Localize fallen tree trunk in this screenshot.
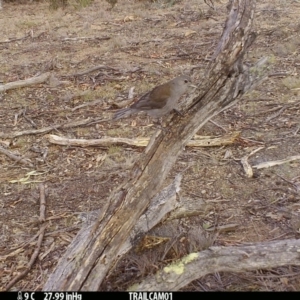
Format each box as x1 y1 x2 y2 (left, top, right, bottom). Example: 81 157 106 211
44 0 265 290
129 239 300 291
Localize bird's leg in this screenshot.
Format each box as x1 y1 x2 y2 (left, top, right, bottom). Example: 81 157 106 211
173 108 183 117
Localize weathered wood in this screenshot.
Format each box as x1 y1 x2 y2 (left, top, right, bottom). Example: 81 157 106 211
44 174 182 290
0 73 50 92
47 132 240 148
44 0 262 291
129 239 300 291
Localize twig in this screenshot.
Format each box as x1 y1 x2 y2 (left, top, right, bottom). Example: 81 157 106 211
0 224 80 261
238 137 265 145
253 155 300 170
268 72 290 77
0 146 33 167
209 119 227 132
71 99 103 112
1 226 45 260
0 73 51 92
14 109 25 126
23 108 38 129
64 65 117 77
59 90 90 102
0 33 31 44
251 105 283 117
4 224 46 291
61 36 110 42
240 147 264 177
204 0 215 10
39 184 46 222
274 173 299 190
0 117 108 139
294 124 300 135
266 107 286 122
205 223 239 232
5 184 47 291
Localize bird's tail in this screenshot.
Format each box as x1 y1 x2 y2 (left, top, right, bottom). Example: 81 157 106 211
112 107 134 120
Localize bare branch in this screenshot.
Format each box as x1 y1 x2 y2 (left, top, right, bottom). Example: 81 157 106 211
0 73 50 92
0 146 34 167
130 239 300 291
48 132 240 148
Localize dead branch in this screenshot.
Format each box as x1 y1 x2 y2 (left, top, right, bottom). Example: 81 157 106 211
129 238 300 291
71 99 103 111
64 65 117 77
44 0 264 291
5 184 47 291
0 146 34 167
0 117 107 139
0 73 51 92
59 91 90 103
0 225 80 261
266 106 286 122
61 36 110 42
39 184 46 222
47 132 240 148
253 155 300 170
64 64 142 78
240 146 264 177
0 33 31 44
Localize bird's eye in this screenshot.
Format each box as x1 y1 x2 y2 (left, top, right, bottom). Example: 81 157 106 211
184 79 189 83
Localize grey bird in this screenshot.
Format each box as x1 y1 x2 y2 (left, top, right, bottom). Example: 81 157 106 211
113 75 191 120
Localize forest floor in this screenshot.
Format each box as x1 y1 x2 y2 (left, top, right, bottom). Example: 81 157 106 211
1 0 300 291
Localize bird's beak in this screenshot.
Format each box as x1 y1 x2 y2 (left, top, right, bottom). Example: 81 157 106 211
189 84 198 88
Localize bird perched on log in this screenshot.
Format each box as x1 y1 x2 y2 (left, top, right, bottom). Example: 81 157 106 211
113 75 191 121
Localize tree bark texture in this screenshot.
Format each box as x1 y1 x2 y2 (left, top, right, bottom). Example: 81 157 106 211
130 239 300 291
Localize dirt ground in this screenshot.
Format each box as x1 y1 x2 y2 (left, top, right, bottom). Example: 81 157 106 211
1 0 300 291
